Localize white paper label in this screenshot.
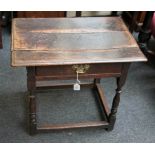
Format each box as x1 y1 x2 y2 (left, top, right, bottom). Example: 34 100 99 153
73 83 80 91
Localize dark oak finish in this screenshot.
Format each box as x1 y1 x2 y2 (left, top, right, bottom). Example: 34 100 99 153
11 17 146 67
35 63 122 80
108 63 130 131
36 81 94 90
12 48 145 67
11 17 147 135
37 121 109 131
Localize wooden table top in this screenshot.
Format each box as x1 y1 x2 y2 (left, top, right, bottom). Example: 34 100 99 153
11 17 147 66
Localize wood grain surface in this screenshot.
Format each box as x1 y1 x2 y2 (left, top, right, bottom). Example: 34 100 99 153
11 17 147 66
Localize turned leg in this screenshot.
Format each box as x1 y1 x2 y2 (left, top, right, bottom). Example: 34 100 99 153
27 67 37 135
107 63 130 131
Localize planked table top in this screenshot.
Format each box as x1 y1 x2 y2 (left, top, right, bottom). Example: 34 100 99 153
11 17 147 66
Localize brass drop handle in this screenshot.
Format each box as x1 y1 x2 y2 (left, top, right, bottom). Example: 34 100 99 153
72 64 90 73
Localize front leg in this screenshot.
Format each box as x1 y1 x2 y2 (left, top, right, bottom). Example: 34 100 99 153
27 67 37 135
107 63 130 131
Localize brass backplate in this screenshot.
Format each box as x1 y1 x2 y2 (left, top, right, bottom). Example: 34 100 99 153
72 64 90 73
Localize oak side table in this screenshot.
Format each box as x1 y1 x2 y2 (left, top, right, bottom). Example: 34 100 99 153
11 17 147 135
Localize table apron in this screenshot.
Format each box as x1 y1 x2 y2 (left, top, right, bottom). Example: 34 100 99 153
35 63 123 80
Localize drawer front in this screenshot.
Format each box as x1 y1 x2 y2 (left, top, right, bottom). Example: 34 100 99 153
36 63 123 80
